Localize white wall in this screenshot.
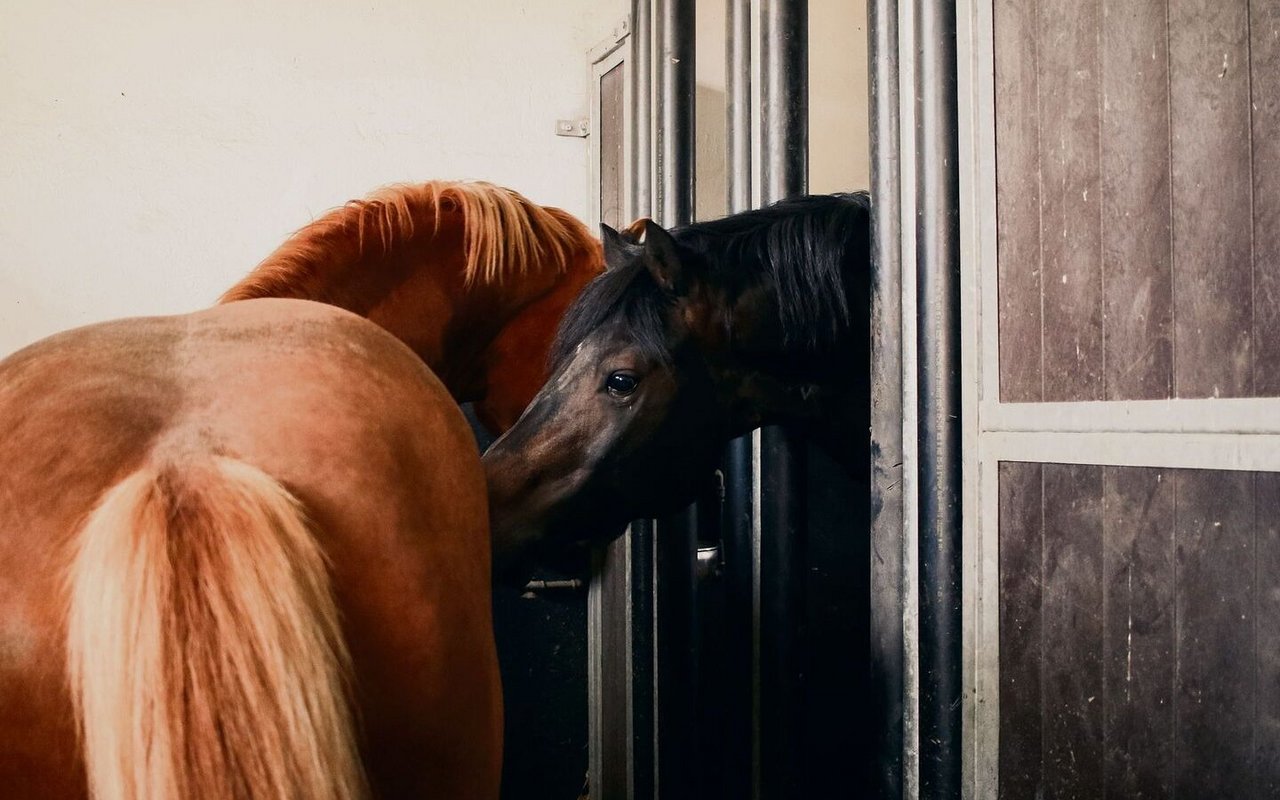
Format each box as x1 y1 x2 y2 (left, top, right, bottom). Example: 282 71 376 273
694 0 870 221
0 0 622 356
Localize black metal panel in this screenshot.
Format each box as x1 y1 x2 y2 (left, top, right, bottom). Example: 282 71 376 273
913 0 961 796
868 0 904 796
464 405 589 800
492 586 589 800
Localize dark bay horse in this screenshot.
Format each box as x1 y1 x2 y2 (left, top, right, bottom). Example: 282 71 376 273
482 193 870 580
0 181 601 799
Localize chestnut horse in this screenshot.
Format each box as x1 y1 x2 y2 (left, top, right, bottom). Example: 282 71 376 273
0 181 602 799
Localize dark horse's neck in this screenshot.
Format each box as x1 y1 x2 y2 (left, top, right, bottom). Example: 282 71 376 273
680 191 871 475
721 349 869 476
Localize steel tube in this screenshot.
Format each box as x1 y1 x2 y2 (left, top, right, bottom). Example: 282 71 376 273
655 0 695 226
869 0 906 797
726 0 752 215
758 1 808 797
759 0 808 200
653 0 697 795
630 0 653 220
914 0 962 796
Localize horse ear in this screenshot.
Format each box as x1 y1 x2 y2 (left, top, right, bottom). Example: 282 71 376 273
641 219 685 294
600 224 640 272
621 216 649 242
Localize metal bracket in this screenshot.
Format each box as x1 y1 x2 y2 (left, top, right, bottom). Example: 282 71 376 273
521 577 586 598
555 118 590 138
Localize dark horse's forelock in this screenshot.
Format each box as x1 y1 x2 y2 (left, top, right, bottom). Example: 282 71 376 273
551 191 870 368
551 256 673 368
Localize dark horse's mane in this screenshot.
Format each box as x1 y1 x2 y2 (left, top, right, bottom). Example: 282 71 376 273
552 191 870 367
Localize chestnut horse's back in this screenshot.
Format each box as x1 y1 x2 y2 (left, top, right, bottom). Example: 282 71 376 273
0 299 501 799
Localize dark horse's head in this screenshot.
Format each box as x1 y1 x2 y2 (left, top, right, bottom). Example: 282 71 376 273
483 193 870 582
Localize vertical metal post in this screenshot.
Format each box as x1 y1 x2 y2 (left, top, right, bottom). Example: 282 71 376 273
758 1 807 798
759 0 808 199
655 0 695 225
726 0 752 215
914 0 962 796
630 0 653 221
720 2 754 798
869 1 906 798
653 0 697 796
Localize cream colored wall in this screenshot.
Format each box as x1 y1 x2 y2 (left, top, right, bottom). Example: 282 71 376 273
0 0 622 357
808 0 870 195
695 0 869 220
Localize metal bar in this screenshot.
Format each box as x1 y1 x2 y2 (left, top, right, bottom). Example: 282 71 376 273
630 0 653 221
755 424 807 799
655 0 695 225
720 1 755 797
869 0 905 796
896 0 922 794
653 507 698 796
758 1 807 797
629 520 657 800
759 0 808 200
913 0 962 796
589 537 635 800
726 0 752 214
653 0 697 795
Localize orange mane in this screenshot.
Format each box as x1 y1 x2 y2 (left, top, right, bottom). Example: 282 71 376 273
220 180 597 303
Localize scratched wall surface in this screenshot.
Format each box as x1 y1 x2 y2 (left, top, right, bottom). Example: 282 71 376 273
997 462 1280 797
993 0 1280 401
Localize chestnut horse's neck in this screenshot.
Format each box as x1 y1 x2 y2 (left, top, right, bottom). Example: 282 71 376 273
220 181 601 407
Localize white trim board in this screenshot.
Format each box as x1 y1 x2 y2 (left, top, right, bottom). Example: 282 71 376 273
982 397 1280 435
984 431 1280 472
957 0 998 793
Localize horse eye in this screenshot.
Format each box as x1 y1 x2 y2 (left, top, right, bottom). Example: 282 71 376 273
606 372 639 396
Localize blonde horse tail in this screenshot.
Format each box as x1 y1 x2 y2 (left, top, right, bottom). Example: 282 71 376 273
66 456 368 800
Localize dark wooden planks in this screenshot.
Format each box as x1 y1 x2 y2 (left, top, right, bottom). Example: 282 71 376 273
1174 470 1256 796
998 462 1044 797
999 466 1280 795
1101 467 1175 796
1037 0 1104 401
1100 0 1174 400
1168 0 1254 398
994 0 1044 402
1253 2 1280 395
1257 472 1280 793
993 0 1279 401
1041 464 1105 795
